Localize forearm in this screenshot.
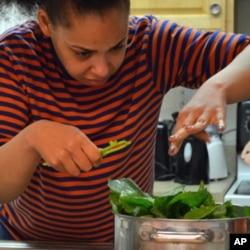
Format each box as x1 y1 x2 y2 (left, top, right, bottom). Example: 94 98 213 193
168 45 250 156
203 45 250 104
0 124 41 203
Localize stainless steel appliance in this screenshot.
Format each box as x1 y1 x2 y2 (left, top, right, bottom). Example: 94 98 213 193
225 156 250 205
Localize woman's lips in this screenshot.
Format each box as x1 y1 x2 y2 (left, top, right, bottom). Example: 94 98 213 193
84 78 108 86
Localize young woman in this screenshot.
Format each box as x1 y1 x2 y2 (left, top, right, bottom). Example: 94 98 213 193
0 0 250 242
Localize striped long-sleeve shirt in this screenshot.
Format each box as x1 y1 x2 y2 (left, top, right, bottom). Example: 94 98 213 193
0 15 249 242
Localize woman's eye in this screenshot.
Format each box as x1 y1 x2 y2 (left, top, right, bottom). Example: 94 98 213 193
76 51 91 57
112 44 125 51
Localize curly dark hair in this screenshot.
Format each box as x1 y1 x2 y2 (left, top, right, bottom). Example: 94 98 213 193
0 0 130 26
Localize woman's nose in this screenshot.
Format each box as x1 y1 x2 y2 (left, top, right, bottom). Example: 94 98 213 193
91 56 111 78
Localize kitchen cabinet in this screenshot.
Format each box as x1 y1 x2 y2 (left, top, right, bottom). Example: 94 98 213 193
130 0 227 31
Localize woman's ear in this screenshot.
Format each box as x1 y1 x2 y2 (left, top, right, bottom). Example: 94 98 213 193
37 8 52 37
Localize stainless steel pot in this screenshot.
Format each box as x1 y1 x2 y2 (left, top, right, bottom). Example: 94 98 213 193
114 207 250 250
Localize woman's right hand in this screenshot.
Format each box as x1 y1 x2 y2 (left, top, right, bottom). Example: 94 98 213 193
28 120 102 176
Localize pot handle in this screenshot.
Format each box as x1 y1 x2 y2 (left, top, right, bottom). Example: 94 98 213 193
139 225 225 244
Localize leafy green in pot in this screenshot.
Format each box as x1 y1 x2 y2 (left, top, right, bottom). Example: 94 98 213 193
108 178 250 219
108 178 154 216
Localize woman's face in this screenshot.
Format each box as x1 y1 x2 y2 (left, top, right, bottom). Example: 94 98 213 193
38 8 128 86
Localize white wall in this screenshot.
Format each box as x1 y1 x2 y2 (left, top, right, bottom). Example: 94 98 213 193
0 3 35 34
159 87 184 121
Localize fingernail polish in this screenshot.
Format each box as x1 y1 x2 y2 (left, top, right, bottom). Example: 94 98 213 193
218 119 225 131
169 135 176 139
185 125 193 131
168 145 176 155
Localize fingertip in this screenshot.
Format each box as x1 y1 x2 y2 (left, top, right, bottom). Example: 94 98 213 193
93 157 103 168
217 118 226 131
91 149 103 168
168 144 177 156
185 125 194 132
71 168 82 177
93 160 102 168
168 135 176 142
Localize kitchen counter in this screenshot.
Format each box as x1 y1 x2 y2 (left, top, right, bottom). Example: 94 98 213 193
0 241 113 250
153 171 236 202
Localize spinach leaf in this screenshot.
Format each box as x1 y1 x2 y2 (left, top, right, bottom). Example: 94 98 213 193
108 178 250 220
108 178 154 216
243 206 250 217
184 206 216 219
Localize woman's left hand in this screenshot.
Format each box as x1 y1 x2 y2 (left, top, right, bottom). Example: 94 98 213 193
168 83 226 156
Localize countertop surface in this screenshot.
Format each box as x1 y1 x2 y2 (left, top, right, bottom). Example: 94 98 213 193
0 241 113 250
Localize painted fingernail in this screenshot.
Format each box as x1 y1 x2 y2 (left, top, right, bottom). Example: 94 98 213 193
197 119 205 124
218 118 225 130
185 125 194 131
169 135 176 139
168 145 177 155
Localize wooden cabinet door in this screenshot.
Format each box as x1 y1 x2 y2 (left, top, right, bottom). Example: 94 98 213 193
130 0 226 31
